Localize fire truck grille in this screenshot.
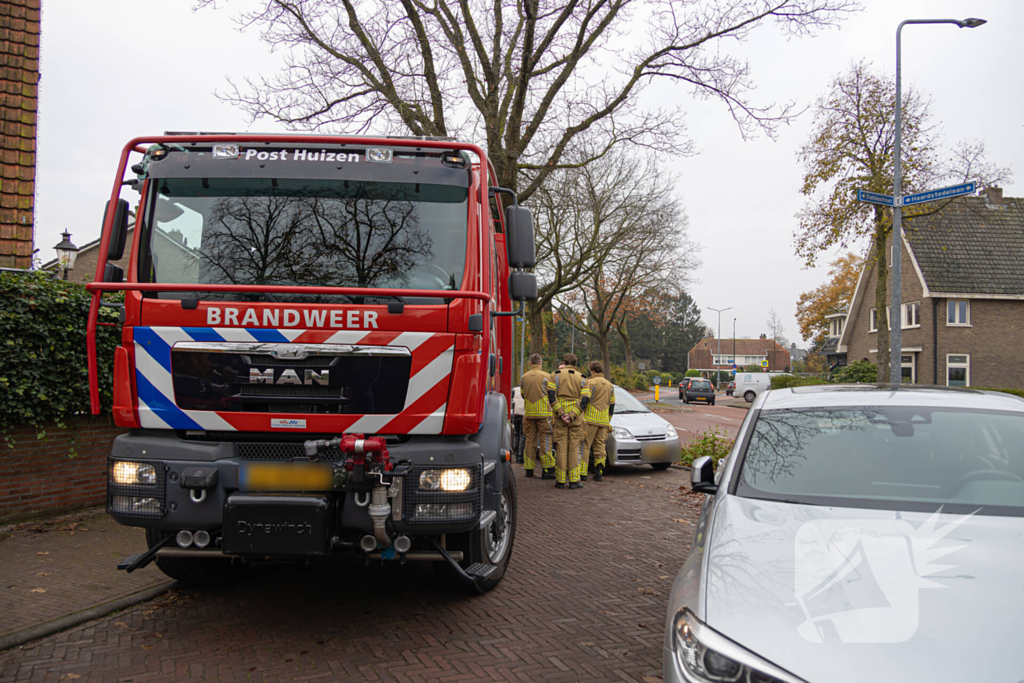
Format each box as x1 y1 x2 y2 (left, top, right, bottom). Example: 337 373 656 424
245 355 340 367
236 442 343 462
239 385 345 398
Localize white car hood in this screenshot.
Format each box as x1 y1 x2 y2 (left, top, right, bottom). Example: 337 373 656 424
611 411 669 437
703 495 1024 682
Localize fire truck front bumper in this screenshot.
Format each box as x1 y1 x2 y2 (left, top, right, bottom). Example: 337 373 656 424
107 431 490 560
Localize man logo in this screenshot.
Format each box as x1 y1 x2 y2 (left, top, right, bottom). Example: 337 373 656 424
249 368 329 386
792 509 973 644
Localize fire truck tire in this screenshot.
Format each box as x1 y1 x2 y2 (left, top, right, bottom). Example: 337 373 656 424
439 470 518 594
145 529 245 586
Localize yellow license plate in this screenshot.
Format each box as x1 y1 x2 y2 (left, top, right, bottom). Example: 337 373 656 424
645 443 667 457
239 463 334 491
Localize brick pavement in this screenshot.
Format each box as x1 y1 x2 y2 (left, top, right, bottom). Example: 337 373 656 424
0 508 168 639
0 467 704 682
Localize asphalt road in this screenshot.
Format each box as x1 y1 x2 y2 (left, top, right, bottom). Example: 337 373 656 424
645 392 748 443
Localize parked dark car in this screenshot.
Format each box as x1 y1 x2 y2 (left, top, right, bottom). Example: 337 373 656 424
678 377 697 400
726 381 735 396
683 378 715 405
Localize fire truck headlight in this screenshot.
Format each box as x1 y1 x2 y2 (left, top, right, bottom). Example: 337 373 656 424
419 470 441 491
440 469 471 492
111 461 157 486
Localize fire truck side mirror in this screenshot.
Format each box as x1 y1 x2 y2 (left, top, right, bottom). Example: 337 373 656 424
504 205 536 269
104 198 131 260
508 272 537 302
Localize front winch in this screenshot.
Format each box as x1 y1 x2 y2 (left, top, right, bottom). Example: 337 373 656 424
305 434 398 551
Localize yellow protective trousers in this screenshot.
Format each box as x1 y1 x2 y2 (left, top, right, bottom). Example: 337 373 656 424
552 414 585 483
522 417 554 471
584 423 609 474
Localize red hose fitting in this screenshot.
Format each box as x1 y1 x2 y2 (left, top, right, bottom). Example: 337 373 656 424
338 433 392 471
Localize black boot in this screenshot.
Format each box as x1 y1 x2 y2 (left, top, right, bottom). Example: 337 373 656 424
555 482 565 489
580 474 588 482
569 481 583 489
594 465 604 482
541 468 556 480
525 469 534 478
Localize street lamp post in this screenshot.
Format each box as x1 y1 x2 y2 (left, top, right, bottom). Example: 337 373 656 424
890 17 986 384
707 306 732 385
53 230 79 281
732 318 736 373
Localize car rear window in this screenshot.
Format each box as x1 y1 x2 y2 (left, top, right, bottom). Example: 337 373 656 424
691 380 712 390
736 407 1024 516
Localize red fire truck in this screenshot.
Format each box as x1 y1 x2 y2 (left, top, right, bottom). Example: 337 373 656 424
85 134 536 593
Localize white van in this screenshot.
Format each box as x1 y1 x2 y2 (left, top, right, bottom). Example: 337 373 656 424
734 373 791 403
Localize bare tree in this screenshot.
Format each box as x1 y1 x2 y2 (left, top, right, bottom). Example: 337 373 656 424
765 307 788 367
200 0 856 199
554 152 693 372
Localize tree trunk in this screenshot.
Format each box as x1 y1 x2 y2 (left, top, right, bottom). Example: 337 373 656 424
618 322 634 377
528 301 544 356
545 310 557 361
873 209 891 382
599 335 611 378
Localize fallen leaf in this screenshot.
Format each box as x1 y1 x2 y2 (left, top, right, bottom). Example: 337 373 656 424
141 644 153 650
637 587 658 595
659 575 670 580
638 623 647 628
643 677 661 683
606 522 615 526
59 675 81 681
29 588 47 594
624 555 635 560
36 551 49 556
36 572 51 577
114 621 128 628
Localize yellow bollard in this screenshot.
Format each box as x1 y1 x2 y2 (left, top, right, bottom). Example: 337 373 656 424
655 385 660 402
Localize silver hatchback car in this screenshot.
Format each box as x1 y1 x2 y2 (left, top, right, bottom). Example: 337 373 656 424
665 385 1024 683
604 386 681 470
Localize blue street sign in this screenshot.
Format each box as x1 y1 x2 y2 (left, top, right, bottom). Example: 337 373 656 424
902 181 976 207
857 189 894 206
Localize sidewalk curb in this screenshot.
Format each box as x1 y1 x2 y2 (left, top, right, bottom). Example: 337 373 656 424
0 580 178 652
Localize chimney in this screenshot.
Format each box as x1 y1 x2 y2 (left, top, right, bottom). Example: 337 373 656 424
791 342 796 349
759 333 767 340
983 187 1004 208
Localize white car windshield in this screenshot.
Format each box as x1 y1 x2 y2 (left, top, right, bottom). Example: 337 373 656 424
737 407 1024 516
613 387 649 414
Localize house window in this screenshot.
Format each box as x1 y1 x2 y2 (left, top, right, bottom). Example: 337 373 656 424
947 300 970 326
869 308 877 332
902 302 921 328
947 354 970 387
829 318 844 338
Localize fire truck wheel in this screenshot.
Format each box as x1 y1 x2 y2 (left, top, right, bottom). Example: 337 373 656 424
145 529 245 586
440 470 518 594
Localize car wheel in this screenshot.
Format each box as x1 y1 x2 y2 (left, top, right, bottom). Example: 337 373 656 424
711 399 715 406
744 390 755 403
440 470 517 594
145 529 245 586
651 462 671 471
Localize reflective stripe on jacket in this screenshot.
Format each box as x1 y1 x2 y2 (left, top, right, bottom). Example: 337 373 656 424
520 365 553 417
584 373 615 426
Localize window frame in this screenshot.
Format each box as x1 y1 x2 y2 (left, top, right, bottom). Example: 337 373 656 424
902 301 921 329
869 308 877 333
947 299 971 326
946 353 971 387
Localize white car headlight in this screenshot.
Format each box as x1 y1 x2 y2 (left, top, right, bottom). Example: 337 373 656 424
612 427 633 440
665 424 678 438
672 609 804 683
111 461 157 486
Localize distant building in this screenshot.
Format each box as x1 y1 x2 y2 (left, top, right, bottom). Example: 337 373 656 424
788 342 807 365
837 188 1024 387
688 334 791 378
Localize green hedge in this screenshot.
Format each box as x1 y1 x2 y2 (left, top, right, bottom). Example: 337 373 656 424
0 272 121 435
769 375 829 390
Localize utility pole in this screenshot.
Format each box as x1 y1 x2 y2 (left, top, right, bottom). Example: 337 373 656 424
707 306 732 386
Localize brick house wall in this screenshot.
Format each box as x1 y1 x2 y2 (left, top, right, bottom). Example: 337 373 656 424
843 234 1024 389
688 337 791 375
0 414 126 524
0 0 40 269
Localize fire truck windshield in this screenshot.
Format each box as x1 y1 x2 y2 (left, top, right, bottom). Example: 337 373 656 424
140 177 469 302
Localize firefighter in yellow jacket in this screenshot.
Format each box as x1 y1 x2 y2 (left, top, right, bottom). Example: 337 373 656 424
520 353 555 479
581 360 615 482
548 353 590 489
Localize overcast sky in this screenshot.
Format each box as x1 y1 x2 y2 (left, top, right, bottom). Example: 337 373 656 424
35 1 1022 345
